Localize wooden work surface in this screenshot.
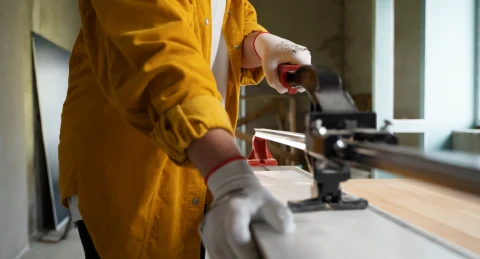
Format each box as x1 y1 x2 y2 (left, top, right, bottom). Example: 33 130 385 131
341 179 480 255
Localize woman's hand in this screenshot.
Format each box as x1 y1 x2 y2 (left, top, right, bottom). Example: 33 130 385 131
254 33 311 94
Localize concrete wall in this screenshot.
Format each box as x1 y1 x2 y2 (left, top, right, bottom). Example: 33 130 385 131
32 0 81 49
393 0 423 147
344 0 373 95
394 0 422 120
250 0 344 73
0 1 32 258
245 0 345 138
0 0 80 257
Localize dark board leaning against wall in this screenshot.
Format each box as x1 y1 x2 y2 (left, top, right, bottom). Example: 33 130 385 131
32 33 70 230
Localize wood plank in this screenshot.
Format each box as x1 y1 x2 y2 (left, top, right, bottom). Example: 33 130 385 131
341 179 480 255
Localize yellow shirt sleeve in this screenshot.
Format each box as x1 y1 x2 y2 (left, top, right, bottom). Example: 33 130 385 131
85 0 233 165
240 0 269 86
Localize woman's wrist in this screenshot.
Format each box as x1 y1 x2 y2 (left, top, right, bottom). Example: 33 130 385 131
252 32 270 60
186 128 243 178
241 31 269 68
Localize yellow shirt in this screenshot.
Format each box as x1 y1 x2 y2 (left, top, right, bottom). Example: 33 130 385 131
58 0 266 258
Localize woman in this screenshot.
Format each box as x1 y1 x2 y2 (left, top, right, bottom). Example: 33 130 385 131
59 0 311 258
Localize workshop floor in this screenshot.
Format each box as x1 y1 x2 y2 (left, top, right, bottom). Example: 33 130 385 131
22 230 84 259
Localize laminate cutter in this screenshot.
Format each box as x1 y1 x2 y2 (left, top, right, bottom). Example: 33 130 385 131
253 64 480 208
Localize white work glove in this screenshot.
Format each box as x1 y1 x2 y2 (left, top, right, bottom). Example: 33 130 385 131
200 158 295 259
254 33 312 94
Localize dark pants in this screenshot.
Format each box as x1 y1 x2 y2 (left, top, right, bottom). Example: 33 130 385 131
76 220 100 259
76 220 206 259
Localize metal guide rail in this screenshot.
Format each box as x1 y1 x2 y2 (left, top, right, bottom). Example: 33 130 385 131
254 128 480 197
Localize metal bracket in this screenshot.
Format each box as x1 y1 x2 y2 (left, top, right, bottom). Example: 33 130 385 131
287 156 368 212
247 136 278 166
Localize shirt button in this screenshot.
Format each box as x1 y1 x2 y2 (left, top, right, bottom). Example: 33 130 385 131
205 18 209 26
192 197 199 206
234 44 239 50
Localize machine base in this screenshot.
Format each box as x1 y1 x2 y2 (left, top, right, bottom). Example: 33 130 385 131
287 195 369 213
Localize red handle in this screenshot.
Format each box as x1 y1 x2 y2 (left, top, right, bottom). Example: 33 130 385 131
278 64 301 94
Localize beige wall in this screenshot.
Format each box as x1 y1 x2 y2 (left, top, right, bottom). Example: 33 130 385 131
344 0 373 95
0 0 32 258
251 0 344 71
0 0 80 257
394 0 422 119
393 0 423 147
32 0 81 50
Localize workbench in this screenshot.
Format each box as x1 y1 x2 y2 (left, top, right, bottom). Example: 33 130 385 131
251 166 480 259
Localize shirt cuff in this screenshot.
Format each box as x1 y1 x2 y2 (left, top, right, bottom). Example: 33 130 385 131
152 95 234 166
